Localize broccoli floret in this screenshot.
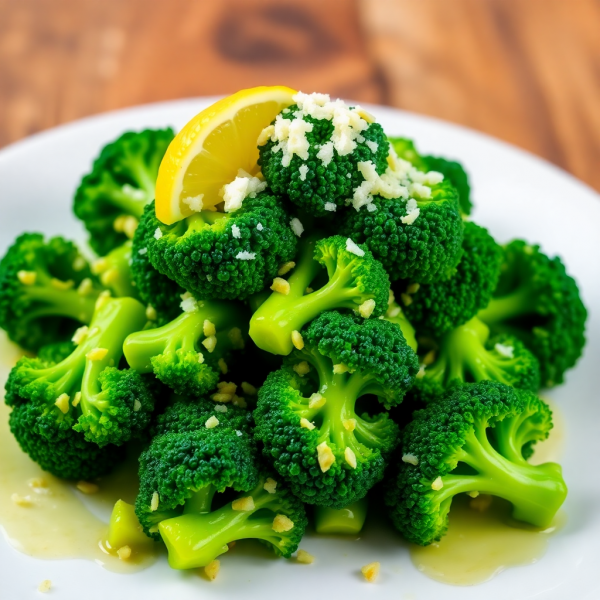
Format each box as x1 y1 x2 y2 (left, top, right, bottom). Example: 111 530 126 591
384 291 417 352
399 222 503 336
136 426 307 569
416 316 541 396
6 297 157 448
258 101 389 216
388 137 472 215
254 311 418 508
249 235 390 355
385 381 567 546
74 128 175 255
140 193 297 300
123 299 248 397
90 241 137 298
478 240 587 387
340 180 463 284
0 233 104 351
131 203 184 323
37 341 76 364
150 394 253 438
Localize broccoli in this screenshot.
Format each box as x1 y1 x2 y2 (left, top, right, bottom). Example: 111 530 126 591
90 241 137 298
399 222 503 336
384 291 417 352
139 194 298 300
340 179 463 284
135 424 307 569
0 233 104 351
74 128 175 255
6 297 157 448
258 96 390 216
249 235 390 355
131 203 184 323
37 341 76 364
254 311 419 508
388 137 472 215
314 497 368 534
385 381 567 546
416 316 541 398
123 298 248 397
478 240 587 387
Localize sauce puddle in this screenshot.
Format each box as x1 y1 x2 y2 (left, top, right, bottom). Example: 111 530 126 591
0 333 159 572
410 399 566 585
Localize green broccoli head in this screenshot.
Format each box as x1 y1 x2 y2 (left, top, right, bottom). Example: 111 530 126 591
414 317 541 399
478 240 587 387
6 297 157 448
136 424 306 569
131 203 184 323
74 128 175 255
140 193 298 300
249 235 390 355
400 222 503 336
0 233 104 351
385 381 567 546
388 137 472 215
123 299 248 397
258 101 389 216
254 311 418 508
340 180 463 284
150 394 254 438
37 341 77 364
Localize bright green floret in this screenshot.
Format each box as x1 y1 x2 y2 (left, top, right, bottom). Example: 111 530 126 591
135 424 307 569
388 137 472 215
123 299 248 397
385 381 567 546
384 293 417 352
249 235 390 355
37 341 77 364
6 297 157 448
254 311 419 508
400 222 503 336
0 233 103 351
91 241 138 298
415 317 541 399
258 104 389 216
478 240 587 387
74 128 175 255
140 193 297 300
340 180 463 284
131 203 184 323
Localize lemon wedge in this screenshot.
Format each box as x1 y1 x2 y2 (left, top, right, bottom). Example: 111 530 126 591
155 86 297 225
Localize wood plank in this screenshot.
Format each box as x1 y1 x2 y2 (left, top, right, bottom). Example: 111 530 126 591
359 0 600 191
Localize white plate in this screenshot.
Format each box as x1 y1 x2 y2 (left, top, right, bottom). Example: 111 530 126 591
1 99 599 600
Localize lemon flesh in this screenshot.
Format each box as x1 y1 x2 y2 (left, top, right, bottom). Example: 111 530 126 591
155 86 297 225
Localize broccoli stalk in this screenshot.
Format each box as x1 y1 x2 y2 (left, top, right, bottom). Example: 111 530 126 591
422 316 540 392
123 299 248 396
385 381 567 545
159 475 304 570
91 241 137 298
250 235 390 355
314 498 368 535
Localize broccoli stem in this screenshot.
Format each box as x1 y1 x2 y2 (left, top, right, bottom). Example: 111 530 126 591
123 300 238 372
438 424 567 528
249 236 366 355
183 485 217 515
78 298 147 417
23 286 99 324
158 484 287 570
98 184 149 217
314 498 368 535
478 285 538 325
186 211 230 232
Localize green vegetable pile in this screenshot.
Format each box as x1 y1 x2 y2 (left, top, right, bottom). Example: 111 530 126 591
1 93 587 576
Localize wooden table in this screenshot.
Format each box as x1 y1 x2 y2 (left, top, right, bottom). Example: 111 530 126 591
1 0 599 191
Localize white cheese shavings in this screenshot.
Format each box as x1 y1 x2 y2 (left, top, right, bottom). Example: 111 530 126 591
365 140 378 153
231 224 241 239
495 343 515 358
299 164 308 181
402 453 419 466
256 223 263 231
221 169 267 213
345 238 365 257
235 251 256 260
323 202 337 212
154 228 163 240
316 141 334 166
183 194 204 212
290 218 304 237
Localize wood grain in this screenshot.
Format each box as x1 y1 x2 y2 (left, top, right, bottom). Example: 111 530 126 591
359 0 600 191
1 0 599 193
